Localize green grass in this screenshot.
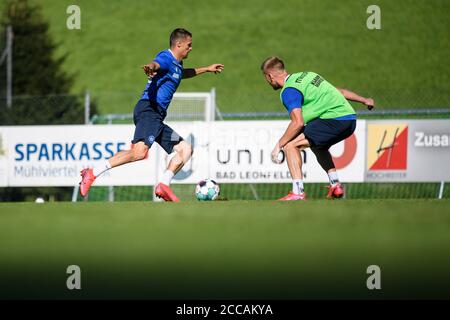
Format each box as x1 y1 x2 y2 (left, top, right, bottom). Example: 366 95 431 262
2 0 449 114
1 200 450 299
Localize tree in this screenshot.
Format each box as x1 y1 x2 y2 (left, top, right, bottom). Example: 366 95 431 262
0 0 90 125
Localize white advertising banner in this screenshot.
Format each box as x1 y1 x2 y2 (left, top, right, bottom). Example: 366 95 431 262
365 120 450 182
3 125 157 186
208 121 366 183
0 119 365 186
1 119 448 187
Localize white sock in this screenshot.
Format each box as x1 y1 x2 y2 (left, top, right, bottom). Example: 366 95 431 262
93 160 112 177
292 179 304 195
160 170 174 186
328 171 339 186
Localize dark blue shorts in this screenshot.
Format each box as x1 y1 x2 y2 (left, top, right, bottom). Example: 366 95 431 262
303 118 356 147
131 99 183 154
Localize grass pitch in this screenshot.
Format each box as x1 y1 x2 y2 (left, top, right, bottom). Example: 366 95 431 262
1 199 449 299
2 0 447 113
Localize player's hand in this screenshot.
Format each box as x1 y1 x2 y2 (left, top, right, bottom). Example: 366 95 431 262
207 64 224 74
142 64 157 78
271 142 282 164
365 98 375 110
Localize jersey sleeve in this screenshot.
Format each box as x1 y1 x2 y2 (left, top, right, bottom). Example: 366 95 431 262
154 51 171 71
281 87 304 114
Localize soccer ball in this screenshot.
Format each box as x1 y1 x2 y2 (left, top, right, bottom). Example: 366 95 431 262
195 179 220 201
35 197 45 204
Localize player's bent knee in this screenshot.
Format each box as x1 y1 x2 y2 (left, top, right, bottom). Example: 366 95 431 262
135 153 146 161
284 142 296 152
133 147 148 161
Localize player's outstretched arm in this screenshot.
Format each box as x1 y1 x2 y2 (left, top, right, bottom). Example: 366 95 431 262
142 61 161 78
182 64 224 79
337 88 375 110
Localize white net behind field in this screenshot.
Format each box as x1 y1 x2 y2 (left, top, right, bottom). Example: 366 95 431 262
90 91 215 124
165 93 213 121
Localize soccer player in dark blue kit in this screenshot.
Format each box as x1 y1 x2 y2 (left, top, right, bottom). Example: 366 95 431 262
79 28 224 201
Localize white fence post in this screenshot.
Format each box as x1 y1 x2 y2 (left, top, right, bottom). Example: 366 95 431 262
6 26 13 109
108 185 114 202
210 87 216 121
71 185 79 202
438 181 445 199
84 91 90 124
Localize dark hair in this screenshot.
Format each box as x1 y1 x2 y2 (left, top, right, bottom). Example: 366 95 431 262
261 56 285 72
169 28 192 47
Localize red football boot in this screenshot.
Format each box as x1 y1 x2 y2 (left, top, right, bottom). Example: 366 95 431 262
154 183 180 202
326 183 345 199
277 191 307 201
79 168 96 197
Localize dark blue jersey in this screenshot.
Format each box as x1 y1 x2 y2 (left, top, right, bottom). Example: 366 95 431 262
140 49 183 110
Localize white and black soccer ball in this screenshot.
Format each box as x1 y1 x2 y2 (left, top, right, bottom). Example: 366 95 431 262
35 197 45 204
195 179 220 201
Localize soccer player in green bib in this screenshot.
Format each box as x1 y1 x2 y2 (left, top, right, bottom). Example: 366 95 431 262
261 56 375 200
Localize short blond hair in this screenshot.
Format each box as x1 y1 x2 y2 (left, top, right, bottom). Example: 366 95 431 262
261 56 285 72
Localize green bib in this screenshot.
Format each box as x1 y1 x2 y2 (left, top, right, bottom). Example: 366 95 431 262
280 72 355 124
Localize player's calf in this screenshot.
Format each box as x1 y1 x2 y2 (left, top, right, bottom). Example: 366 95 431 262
175 141 193 160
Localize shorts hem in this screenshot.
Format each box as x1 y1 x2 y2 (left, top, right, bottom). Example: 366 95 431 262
131 138 152 147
